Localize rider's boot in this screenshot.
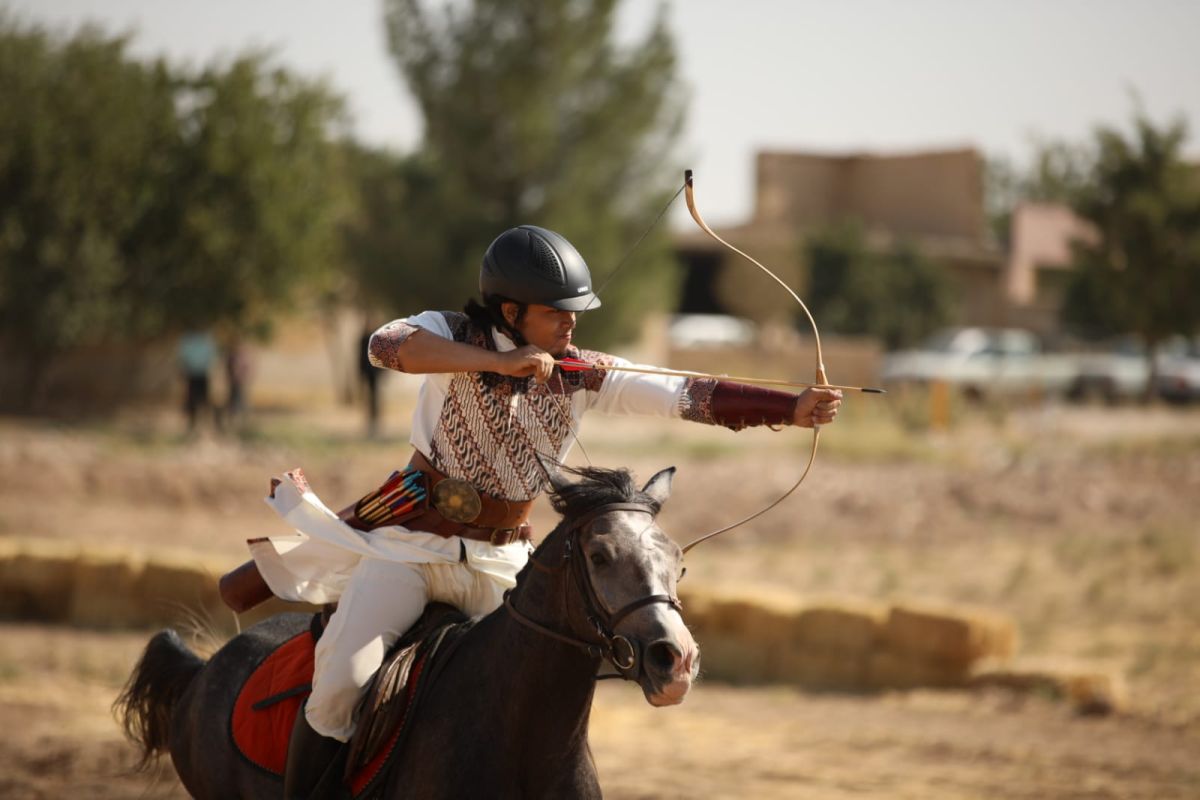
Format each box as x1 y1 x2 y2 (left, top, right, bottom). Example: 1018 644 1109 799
284 705 343 800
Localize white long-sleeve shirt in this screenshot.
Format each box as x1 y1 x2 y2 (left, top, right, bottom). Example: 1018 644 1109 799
251 310 716 605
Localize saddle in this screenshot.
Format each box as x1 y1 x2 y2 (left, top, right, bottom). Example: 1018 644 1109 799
230 604 473 798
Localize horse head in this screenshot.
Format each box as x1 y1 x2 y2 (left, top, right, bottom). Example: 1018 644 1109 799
521 464 699 707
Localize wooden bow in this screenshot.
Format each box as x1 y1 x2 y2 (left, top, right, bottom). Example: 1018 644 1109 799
679 169 830 553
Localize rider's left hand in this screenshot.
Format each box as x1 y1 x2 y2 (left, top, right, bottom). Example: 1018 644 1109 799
793 387 842 428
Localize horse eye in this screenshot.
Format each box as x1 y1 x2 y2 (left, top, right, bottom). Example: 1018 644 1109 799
678 567 687 581
590 552 608 568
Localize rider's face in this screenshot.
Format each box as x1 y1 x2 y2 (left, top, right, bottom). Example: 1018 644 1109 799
506 303 577 355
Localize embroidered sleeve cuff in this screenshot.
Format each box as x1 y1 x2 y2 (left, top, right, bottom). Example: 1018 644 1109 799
367 319 422 370
679 378 719 424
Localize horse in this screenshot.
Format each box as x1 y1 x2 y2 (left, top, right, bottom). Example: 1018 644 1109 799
115 464 700 798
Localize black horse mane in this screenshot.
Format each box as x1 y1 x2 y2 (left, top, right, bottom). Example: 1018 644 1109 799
547 465 660 523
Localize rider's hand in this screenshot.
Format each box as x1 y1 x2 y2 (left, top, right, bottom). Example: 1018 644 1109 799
495 345 555 385
793 387 842 428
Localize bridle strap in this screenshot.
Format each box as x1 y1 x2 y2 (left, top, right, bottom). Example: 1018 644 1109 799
503 501 681 679
607 593 682 630
503 593 604 659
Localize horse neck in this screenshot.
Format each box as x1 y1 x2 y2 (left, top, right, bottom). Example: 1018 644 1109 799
481 532 600 746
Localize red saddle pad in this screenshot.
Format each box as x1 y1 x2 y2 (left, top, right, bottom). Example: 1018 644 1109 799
229 626 427 795
231 630 314 776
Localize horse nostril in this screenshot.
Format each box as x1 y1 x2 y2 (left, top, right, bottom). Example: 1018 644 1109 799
646 640 680 675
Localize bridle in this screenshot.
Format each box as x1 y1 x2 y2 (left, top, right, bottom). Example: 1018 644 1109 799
503 502 682 681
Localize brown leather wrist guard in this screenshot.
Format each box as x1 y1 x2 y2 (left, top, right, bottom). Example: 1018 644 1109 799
710 381 799 430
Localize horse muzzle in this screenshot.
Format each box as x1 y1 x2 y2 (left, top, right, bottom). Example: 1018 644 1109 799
638 629 700 707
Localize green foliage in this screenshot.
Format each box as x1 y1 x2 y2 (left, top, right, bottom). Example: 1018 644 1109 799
0 19 349 407
341 145 471 312
378 0 685 347
804 221 955 350
0 23 178 358
986 141 1091 244
1060 111 1200 350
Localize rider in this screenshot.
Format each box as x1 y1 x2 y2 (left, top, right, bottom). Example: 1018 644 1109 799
257 225 842 798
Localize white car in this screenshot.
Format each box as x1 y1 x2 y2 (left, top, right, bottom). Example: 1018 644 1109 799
1156 339 1200 404
881 327 1075 399
1065 337 1150 403
667 314 756 348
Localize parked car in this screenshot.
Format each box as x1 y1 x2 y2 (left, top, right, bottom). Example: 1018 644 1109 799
1065 336 1150 404
667 314 756 348
1156 338 1200 404
880 327 1075 400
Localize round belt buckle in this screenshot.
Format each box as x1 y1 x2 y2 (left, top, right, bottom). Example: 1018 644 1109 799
432 479 482 523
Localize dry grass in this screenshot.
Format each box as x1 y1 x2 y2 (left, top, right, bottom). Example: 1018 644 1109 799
1 396 1199 797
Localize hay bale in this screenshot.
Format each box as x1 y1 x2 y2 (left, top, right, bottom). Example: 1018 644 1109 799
1063 671 1126 716
866 650 972 689
969 667 1063 697
0 538 81 621
705 591 801 637
790 602 886 656
690 632 775 684
884 603 1017 665
137 554 226 629
70 547 146 628
776 646 870 690
971 662 1127 715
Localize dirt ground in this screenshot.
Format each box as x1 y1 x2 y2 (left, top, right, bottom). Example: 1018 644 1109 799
1 397 1198 798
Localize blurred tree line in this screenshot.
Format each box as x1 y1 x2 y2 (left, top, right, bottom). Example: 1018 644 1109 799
1059 113 1200 359
0 19 349 409
0 1 685 413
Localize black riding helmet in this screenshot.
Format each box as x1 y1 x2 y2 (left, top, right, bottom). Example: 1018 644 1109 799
480 225 600 312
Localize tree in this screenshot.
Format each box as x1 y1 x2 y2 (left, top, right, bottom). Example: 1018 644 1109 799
0 18 349 410
341 144 464 313
141 54 351 334
986 140 1091 245
1060 111 1200 393
380 0 685 347
805 221 955 350
0 21 179 404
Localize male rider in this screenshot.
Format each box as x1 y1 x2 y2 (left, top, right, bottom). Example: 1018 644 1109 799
256 225 841 798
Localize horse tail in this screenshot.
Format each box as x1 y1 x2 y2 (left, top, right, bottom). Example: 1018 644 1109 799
113 629 207 770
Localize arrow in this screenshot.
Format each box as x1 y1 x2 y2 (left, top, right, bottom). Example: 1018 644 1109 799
554 358 885 394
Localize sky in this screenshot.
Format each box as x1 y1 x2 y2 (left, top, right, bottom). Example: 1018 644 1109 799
13 0 1200 227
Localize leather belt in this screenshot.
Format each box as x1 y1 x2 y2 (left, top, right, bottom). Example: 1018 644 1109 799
339 451 534 547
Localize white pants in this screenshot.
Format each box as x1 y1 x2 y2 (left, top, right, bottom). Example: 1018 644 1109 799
306 555 512 741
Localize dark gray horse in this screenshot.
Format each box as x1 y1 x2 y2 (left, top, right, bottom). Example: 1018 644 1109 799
116 465 699 798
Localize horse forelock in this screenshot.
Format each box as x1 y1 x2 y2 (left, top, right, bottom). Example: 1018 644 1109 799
521 466 664 576
547 466 660 521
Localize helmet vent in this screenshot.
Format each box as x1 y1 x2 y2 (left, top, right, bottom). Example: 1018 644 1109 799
529 234 566 286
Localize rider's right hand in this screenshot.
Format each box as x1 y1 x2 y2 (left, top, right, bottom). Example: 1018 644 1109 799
494 345 555 385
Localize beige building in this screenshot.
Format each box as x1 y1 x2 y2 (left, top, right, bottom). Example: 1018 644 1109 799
1003 202 1096 333
674 148 1079 337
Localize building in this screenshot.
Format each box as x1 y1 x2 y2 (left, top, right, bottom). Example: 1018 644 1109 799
673 148 1083 338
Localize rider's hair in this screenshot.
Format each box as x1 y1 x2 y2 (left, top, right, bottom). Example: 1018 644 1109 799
463 295 528 347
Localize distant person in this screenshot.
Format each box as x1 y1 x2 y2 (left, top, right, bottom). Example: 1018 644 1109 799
177 329 216 432
359 325 383 437
223 338 253 429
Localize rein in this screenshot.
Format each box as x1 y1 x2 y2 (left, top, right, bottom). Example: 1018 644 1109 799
503 502 681 682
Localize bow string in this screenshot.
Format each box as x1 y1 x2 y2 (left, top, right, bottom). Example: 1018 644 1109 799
678 170 828 553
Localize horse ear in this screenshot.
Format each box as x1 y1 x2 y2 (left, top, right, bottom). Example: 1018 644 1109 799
641 466 676 508
537 453 571 493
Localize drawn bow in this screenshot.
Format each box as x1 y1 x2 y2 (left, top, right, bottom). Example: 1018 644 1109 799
566 169 854 552
677 170 830 553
